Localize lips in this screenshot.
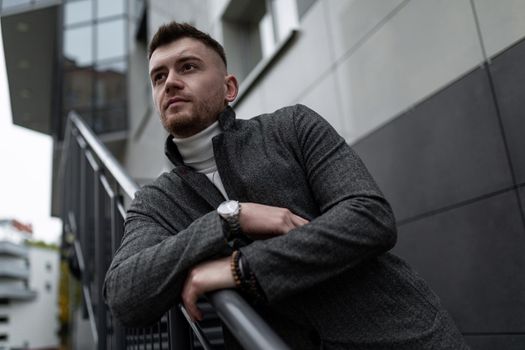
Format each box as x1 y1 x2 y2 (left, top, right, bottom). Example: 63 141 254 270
165 96 189 110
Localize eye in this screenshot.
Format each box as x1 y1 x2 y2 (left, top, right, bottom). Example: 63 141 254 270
152 72 166 84
181 63 196 72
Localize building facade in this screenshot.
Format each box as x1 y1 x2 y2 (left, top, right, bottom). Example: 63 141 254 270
0 220 59 349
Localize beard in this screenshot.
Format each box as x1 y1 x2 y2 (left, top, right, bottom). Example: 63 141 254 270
160 91 225 138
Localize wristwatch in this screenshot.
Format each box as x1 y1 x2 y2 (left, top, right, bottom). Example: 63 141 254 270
217 200 242 240
217 200 252 249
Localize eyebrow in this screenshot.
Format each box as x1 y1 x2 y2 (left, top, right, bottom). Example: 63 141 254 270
149 54 204 78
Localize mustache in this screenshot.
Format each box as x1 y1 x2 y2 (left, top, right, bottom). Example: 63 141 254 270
164 95 191 109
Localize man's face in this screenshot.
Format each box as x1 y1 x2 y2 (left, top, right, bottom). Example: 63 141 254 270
149 37 237 138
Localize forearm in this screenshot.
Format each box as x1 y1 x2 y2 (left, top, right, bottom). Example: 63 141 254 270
103 210 231 327
240 193 396 302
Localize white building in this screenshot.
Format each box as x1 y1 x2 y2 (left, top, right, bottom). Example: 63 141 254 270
0 220 59 349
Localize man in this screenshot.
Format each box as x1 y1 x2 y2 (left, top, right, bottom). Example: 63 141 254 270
104 22 469 349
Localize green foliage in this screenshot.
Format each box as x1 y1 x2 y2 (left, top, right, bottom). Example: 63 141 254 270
26 239 59 250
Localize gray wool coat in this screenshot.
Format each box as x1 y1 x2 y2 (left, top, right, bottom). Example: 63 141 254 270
103 104 469 349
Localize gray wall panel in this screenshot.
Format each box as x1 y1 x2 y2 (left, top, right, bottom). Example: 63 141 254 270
489 38 525 185
354 67 512 221
333 0 483 144
392 190 525 333
464 334 525 350
473 0 525 59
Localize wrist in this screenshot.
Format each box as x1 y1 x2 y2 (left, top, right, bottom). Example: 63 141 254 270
218 200 251 248
230 250 265 301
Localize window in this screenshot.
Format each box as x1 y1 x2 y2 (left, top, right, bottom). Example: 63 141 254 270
64 25 94 66
64 0 93 26
0 316 8 323
95 60 127 108
63 68 94 109
221 0 298 84
96 0 124 19
61 0 129 137
96 19 126 61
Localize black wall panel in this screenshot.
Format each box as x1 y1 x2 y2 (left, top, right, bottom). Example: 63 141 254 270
465 334 525 350
489 38 525 185
392 190 525 333
354 67 512 222
519 186 525 219
347 20 525 349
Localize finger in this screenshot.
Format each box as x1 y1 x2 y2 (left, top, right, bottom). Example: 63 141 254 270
279 212 302 234
182 277 203 321
280 215 295 234
291 213 309 228
191 304 203 322
185 290 203 321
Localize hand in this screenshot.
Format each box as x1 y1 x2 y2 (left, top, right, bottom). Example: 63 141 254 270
181 256 235 321
239 203 309 238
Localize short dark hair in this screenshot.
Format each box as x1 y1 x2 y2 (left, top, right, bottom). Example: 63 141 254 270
148 22 227 67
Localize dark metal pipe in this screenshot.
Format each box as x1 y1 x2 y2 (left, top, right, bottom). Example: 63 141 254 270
209 290 290 350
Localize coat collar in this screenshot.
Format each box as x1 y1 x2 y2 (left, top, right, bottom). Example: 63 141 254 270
162 106 236 207
164 106 236 167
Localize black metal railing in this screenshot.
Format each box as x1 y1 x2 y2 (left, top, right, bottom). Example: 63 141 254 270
59 111 290 350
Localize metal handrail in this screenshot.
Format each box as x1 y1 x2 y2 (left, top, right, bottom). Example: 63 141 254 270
69 111 139 199
209 290 290 350
62 111 290 349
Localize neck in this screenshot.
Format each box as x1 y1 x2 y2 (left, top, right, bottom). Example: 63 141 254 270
171 120 221 172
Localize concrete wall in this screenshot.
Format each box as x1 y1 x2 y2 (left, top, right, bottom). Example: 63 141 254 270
124 1 525 348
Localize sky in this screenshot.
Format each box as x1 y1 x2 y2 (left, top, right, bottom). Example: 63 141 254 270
0 21 61 244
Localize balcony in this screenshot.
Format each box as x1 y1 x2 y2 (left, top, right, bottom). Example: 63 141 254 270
0 242 28 258
0 284 36 301
0 264 29 280
1 2 60 135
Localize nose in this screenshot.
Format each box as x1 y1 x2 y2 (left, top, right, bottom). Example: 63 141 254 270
165 70 184 93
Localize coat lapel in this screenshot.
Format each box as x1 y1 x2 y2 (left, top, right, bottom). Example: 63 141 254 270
165 106 240 208
173 166 225 208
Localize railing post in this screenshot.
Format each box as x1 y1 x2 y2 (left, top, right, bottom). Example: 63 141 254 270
94 171 107 350
71 129 80 231
78 137 89 320
168 307 191 349
111 196 126 349
111 197 125 258
158 321 163 349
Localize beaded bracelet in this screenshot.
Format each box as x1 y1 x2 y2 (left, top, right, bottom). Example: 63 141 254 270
230 250 265 301
230 250 242 288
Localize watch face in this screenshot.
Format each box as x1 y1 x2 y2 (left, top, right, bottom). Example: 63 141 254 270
218 200 239 216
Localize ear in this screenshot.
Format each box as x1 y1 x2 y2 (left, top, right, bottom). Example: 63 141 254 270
224 74 239 103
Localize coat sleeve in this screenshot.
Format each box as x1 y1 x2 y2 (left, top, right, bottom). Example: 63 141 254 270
239 104 397 302
103 182 231 327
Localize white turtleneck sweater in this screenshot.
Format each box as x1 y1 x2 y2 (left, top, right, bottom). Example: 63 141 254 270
172 121 228 199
